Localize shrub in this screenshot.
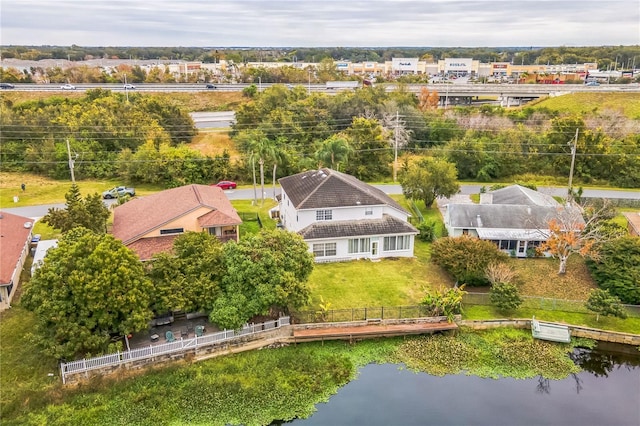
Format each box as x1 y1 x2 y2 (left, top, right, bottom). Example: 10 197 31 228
489 282 523 312
417 220 437 242
585 289 628 321
431 235 509 286
586 237 640 304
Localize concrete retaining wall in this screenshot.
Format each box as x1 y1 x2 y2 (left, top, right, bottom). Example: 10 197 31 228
63 327 293 385
292 316 455 331
460 319 640 345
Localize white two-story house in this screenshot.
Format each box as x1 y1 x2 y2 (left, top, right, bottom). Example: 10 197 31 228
278 168 418 262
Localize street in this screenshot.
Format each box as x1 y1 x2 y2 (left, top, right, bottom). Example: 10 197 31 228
3 185 639 220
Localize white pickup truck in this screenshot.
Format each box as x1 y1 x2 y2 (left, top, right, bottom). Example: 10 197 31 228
102 186 135 199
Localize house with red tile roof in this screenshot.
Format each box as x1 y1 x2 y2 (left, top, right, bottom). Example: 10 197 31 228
112 184 242 261
0 211 34 311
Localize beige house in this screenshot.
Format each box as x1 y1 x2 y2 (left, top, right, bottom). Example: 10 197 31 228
0 211 33 311
113 184 242 261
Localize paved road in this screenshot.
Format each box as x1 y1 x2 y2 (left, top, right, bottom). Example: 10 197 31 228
3 185 639 220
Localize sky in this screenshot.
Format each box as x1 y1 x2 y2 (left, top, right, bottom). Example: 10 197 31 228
1 0 639 47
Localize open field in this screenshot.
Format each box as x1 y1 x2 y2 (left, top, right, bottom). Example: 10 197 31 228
531 92 640 117
0 172 164 208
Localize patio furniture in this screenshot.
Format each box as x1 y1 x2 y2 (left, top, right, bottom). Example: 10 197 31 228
165 330 176 342
150 334 159 342
180 326 189 337
195 325 205 337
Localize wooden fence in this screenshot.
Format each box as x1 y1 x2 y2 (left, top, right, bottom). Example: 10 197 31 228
60 316 290 384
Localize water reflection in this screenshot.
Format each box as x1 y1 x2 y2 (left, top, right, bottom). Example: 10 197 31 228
285 346 640 426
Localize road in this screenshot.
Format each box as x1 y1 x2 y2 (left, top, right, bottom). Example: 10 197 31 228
4 185 639 220
5 83 640 97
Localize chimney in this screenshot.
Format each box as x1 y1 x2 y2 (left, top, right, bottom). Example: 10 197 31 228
480 193 493 204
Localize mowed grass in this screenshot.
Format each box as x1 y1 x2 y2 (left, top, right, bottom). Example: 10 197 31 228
0 307 60 419
306 246 456 310
511 256 597 300
0 172 165 207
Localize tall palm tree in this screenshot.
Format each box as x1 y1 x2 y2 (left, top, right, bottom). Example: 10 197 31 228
248 137 277 205
315 135 352 171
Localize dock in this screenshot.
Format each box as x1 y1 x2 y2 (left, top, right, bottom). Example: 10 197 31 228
291 320 458 343
531 317 571 343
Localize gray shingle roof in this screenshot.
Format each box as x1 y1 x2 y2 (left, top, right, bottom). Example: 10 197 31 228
278 168 407 213
490 185 559 207
448 204 570 230
299 214 418 240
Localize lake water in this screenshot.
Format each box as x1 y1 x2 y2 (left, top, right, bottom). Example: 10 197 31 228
288 346 640 426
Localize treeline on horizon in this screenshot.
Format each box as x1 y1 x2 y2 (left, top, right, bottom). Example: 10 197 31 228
1 87 639 189
2 45 639 68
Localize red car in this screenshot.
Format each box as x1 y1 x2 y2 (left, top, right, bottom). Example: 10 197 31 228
214 180 237 190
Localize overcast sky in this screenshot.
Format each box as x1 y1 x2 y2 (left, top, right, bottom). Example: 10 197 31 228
1 0 639 47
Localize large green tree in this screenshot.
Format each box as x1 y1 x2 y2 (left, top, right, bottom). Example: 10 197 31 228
42 184 110 234
147 232 225 314
399 157 460 208
22 228 153 359
587 236 640 304
210 230 314 330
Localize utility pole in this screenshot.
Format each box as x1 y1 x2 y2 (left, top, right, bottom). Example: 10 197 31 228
393 111 399 182
567 128 578 201
66 139 76 184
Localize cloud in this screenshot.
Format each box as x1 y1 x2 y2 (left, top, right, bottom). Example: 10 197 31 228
1 0 638 46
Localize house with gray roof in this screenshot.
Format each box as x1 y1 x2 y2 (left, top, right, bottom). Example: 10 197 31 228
443 185 584 258
278 168 418 262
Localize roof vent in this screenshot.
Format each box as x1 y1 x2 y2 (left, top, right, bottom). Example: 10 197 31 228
476 215 483 227
24 221 33 229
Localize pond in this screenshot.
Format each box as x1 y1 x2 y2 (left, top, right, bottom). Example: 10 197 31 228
286 344 640 426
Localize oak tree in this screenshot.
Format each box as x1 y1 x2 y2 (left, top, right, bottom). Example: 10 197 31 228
22 228 153 359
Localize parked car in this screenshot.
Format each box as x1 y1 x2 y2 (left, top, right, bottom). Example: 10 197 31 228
585 81 600 86
213 181 237 190
60 84 76 90
0 82 15 89
123 84 136 89
206 84 217 89
102 186 136 199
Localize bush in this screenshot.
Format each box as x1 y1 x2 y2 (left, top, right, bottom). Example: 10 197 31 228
490 282 523 312
585 289 628 321
586 237 640 304
417 220 437 242
431 235 509 286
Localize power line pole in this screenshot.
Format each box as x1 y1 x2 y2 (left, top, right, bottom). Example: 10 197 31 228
66 139 76 184
567 128 578 200
393 111 399 182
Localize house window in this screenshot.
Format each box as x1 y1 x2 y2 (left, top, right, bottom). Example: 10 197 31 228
348 238 370 254
383 235 411 251
499 240 517 250
365 208 373 216
316 210 332 221
160 228 184 235
313 243 337 257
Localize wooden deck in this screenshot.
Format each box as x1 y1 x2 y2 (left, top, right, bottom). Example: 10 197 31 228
291 321 458 343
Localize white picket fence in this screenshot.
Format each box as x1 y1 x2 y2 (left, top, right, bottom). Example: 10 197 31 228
60 316 290 384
